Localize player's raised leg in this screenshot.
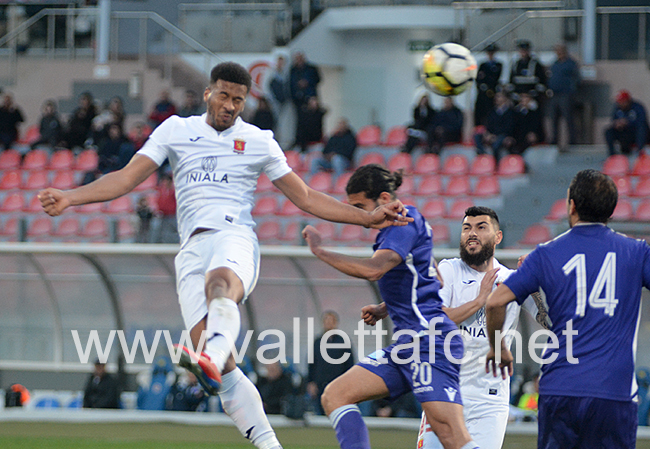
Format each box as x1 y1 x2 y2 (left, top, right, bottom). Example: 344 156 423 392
321 365 390 449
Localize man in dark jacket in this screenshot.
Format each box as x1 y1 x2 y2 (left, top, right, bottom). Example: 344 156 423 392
509 40 546 98
310 118 357 178
83 360 120 409
605 89 649 155
474 43 503 127
0 93 24 150
402 94 436 154
290 52 320 110
428 97 463 154
513 92 544 154
474 91 515 162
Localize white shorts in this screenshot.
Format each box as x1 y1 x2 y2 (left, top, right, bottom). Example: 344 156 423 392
175 228 260 330
416 397 509 449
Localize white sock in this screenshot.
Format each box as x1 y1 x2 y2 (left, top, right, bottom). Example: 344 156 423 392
460 442 480 449
220 368 283 449
205 297 241 372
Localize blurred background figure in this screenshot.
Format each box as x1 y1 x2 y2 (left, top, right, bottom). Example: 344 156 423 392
250 97 276 131
177 89 202 118
136 195 154 243
474 91 515 163
149 90 177 129
546 44 580 150
136 356 176 411
474 43 503 128
167 372 207 412
154 173 178 244
509 40 546 99
257 360 295 415
83 359 120 409
402 94 435 154
295 96 326 153
513 91 544 155
97 124 135 175
31 99 62 150
310 118 357 178
428 97 463 154
63 91 96 151
290 51 321 114
605 89 649 155
0 92 25 150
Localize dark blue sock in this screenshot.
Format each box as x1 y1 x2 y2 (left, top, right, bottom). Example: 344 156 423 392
329 405 371 449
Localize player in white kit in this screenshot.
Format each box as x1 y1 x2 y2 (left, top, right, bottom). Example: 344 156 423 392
416 206 545 449
38 62 410 449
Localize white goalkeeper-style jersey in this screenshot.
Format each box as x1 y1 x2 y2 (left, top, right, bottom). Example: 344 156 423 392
138 115 292 245
438 257 538 405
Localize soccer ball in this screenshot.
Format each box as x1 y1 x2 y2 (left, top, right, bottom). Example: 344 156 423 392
421 43 478 97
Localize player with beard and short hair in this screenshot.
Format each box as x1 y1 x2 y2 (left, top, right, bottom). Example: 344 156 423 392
416 206 546 449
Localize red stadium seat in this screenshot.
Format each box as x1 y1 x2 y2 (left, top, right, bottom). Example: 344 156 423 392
336 224 365 244
26 217 53 239
252 196 279 217
0 149 21 170
0 170 22 190
431 223 450 245
314 222 336 241
75 149 99 171
331 172 353 195
497 154 526 177
22 170 49 191
441 155 469 176
383 126 408 147
23 194 44 213
413 154 440 175
53 217 81 238
611 199 633 221
256 174 275 193
49 150 75 171
471 176 500 197
445 199 474 219
631 177 650 197
469 154 496 176
308 172 332 192
276 198 303 217
51 170 76 190
420 199 446 220
79 217 109 240
357 152 385 167
284 150 302 172
18 125 40 146
602 154 630 177
134 173 158 192
519 224 552 246
0 192 25 212
612 176 632 197
0 217 19 239
631 155 650 177
279 221 301 243
442 176 471 196
387 152 412 173
545 199 567 221
634 200 650 222
415 175 442 196
397 176 414 195
256 221 281 242
356 125 382 147
22 149 49 171
103 196 133 214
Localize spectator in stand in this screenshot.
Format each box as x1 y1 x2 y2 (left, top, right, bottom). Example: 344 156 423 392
136 195 154 243
149 90 177 128
266 55 290 119
129 122 151 152
177 89 203 118
83 359 120 409
474 91 515 163
605 89 650 155
547 44 580 149
63 91 97 151
97 124 135 174
290 52 321 112
250 97 276 131
474 43 503 127
155 173 178 243
167 372 207 412
31 99 62 150
92 96 125 144
257 361 295 415
513 91 544 154
402 94 436 154
306 310 355 415
0 92 25 150
509 40 547 99
295 96 326 153
427 97 463 154
310 118 357 178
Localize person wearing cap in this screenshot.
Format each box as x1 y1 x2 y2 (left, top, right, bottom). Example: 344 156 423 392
474 43 503 127
83 359 121 409
547 44 580 149
605 90 650 155
509 40 547 98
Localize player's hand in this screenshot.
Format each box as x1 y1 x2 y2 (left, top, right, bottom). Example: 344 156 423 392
361 303 388 326
302 225 323 253
485 346 514 380
368 200 413 229
477 267 500 305
38 188 71 217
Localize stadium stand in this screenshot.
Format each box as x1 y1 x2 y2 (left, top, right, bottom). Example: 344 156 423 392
497 154 526 177
611 199 634 221
252 196 279 217
255 173 275 194
445 199 474 220
631 177 650 197
53 217 81 239
602 154 630 177
1 192 25 212
308 172 333 191
26 217 53 240
413 153 440 175
631 155 650 177
0 170 22 190
256 221 281 243
51 170 76 190
420 199 446 220
74 149 99 172
414 175 442 196
471 176 500 197
469 154 496 176
612 176 632 197
0 149 21 170
22 149 49 171
330 172 353 195
23 170 49 191
430 222 450 245
383 126 407 148
357 152 385 167
545 198 567 221
49 150 75 171
519 224 553 246
442 176 471 196
387 152 412 173
356 125 382 147
440 154 469 176
335 224 365 245
79 217 109 241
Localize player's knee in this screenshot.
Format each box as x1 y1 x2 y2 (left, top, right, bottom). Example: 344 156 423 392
321 383 344 415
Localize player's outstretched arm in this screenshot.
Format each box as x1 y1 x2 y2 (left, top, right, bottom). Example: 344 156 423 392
273 171 412 228
302 225 402 280
485 283 517 379
39 154 159 217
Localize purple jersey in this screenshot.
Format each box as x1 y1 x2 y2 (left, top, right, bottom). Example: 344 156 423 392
505 223 650 401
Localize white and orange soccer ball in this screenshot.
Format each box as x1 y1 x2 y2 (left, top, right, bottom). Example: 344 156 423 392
421 43 478 97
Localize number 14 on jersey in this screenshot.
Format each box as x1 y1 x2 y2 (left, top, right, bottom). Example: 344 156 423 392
563 252 618 317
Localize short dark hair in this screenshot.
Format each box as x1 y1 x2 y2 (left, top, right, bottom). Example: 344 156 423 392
210 62 252 92
346 164 403 201
569 169 617 223
464 206 500 229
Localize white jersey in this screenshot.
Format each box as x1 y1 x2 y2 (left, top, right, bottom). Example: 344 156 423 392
438 258 538 405
138 115 292 245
